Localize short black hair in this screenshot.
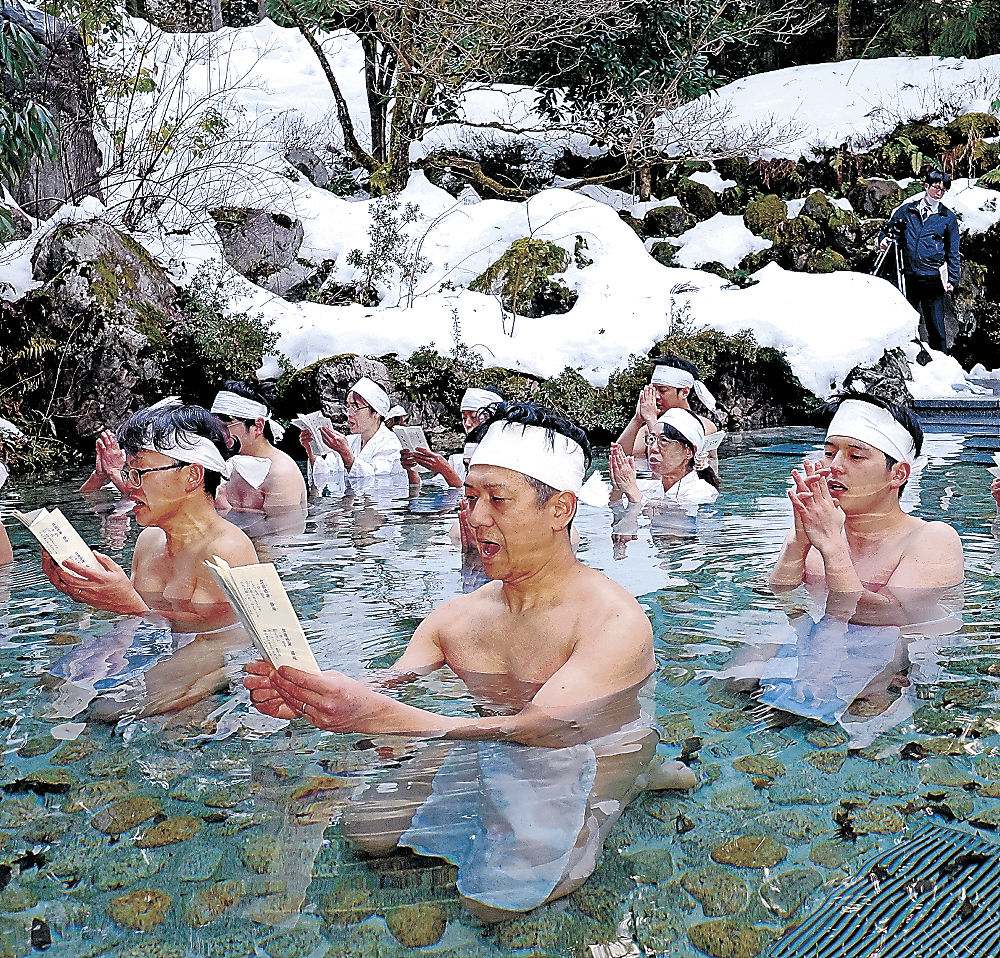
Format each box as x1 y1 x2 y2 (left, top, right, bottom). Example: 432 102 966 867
219 380 274 442
922 166 952 189
470 401 592 507
118 403 232 496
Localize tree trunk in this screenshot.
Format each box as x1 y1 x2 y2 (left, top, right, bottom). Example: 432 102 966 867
836 0 852 60
210 0 223 31
638 166 652 202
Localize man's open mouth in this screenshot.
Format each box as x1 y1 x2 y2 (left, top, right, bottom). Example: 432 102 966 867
828 480 847 492
479 541 500 558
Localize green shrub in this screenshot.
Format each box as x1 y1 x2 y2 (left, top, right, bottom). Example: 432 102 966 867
946 112 1000 142
470 238 575 318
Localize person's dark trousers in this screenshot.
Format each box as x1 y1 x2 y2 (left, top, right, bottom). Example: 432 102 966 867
905 273 949 355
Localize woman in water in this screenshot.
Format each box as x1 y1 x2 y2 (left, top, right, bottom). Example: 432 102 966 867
609 407 719 514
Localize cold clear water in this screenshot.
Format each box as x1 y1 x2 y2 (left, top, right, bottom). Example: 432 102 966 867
2 428 999 957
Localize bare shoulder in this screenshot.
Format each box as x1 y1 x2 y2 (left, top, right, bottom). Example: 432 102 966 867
892 517 964 587
908 518 963 551
423 581 503 632
208 519 258 566
698 414 718 434
574 565 652 637
134 526 166 558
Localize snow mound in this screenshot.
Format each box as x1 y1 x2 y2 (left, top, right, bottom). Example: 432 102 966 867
670 213 771 270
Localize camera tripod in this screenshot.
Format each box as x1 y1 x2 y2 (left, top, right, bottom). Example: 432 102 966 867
872 238 907 297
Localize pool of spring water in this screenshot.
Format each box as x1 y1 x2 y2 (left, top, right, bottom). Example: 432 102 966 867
1 427 999 957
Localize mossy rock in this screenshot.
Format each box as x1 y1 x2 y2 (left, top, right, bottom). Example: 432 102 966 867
715 156 751 184
650 241 679 267
893 122 953 155
849 178 905 218
469 237 576 317
973 141 1000 174
680 865 749 916
749 158 804 196
719 185 746 216
107 889 172 931
947 112 1000 141
644 204 692 238
744 194 787 238
91 795 163 835
135 815 203 848
800 191 835 223
806 248 848 273
676 176 718 222
827 207 863 255
739 247 778 273
774 215 824 250
617 210 644 236
711 835 787 869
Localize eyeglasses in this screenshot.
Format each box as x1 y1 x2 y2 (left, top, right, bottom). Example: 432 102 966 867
926 181 949 192
216 415 250 427
645 434 685 449
345 401 371 412
120 462 186 486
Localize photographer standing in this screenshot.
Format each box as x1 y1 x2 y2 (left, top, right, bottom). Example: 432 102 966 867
879 167 960 356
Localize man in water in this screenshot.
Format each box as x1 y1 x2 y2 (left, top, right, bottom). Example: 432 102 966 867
616 354 721 477
211 381 307 514
770 393 963 603
246 402 690 917
402 385 503 489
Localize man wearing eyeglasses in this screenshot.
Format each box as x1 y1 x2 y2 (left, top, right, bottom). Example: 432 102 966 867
878 166 960 356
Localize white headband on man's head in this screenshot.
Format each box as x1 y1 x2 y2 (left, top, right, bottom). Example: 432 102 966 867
657 408 707 455
350 377 391 417
826 399 917 465
460 387 503 413
469 420 608 507
140 399 233 478
210 390 285 443
650 364 717 411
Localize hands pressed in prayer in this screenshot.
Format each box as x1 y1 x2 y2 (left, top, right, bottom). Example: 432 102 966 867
787 460 847 555
80 430 128 493
609 442 641 503
636 384 659 427
42 549 148 615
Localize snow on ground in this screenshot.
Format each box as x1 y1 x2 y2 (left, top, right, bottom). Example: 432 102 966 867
948 178 1000 234
905 343 982 399
689 170 737 193
681 262 918 397
666 214 771 270
786 191 854 218
680 56 1000 160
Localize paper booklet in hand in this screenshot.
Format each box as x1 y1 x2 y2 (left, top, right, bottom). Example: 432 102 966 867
700 430 727 453
291 411 336 458
14 507 102 573
989 452 1000 479
394 425 431 472
205 556 320 673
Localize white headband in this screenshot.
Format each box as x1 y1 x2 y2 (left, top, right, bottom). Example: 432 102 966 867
469 420 608 507
658 408 706 455
140 400 233 478
211 390 285 443
350 377 391 417
827 399 917 465
460 388 503 412
386 405 407 419
650 364 717 411
0 462 8 492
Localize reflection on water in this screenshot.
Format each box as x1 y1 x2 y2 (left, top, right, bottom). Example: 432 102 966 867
1 430 1000 955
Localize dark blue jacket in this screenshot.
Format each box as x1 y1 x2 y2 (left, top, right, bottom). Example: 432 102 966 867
881 198 960 281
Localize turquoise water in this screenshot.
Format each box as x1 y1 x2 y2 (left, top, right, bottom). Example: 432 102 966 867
1 428 999 956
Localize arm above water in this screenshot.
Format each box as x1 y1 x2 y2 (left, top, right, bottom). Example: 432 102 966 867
245 589 655 747
0 522 11 565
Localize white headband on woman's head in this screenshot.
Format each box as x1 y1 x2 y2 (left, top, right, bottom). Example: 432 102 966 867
210 390 285 443
469 420 608 507
827 399 917 465
386 405 407 419
460 387 503 412
139 399 233 478
657 408 706 455
650 364 717 411
350 377 391 417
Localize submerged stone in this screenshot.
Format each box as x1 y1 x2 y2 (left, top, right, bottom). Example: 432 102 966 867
768 777 839 806
759 867 824 920
107 888 172 930
680 865 749 916
804 726 848 749
710 787 767 813
919 760 975 789
808 838 873 869
688 917 768 958
183 880 244 927
92 846 167 890
805 750 846 774
136 814 203 848
711 836 787 868
317 880 377 926
975 755 1000 780
91 795 162 835
239 833 282 874
17 734 58 758
178 842 223 882
63 778 131 812
848 805 904 835
51 738 99 765
732 754 785 779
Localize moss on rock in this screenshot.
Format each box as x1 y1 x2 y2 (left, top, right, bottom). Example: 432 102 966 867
470 237 576 317
676 176 718 222
947 112 1000 141
744 194 787 237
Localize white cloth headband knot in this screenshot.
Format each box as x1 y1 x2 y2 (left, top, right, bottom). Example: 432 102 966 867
386 405 407 419
211 390 285 443
140 399 233 478
350 377 391 417
460 388 503 412
657 408 706 455
650 364 717 411
827 399 917 465
469 420 608 507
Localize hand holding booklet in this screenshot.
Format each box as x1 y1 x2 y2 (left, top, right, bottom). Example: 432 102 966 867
14 507 102 573
205 556 320 674
291 411 336 458
394 425 431 472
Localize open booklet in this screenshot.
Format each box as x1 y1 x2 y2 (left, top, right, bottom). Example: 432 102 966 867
205 556 320 674
291 411 336 458
700 430 727 453
13 507 102 573
394 425 431 472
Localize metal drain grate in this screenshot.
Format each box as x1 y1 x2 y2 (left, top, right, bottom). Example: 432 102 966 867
768 822 1000 958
